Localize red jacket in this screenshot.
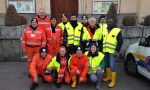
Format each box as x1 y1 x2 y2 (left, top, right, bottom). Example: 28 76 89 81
22 26 46 51
30 54 52 78
70 53 88 78
36 16 51 33
45 25 64 46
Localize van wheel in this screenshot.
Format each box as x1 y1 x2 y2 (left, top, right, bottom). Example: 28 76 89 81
124 55 138 77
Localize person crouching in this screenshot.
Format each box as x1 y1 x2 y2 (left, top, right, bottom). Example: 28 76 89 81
47 46 71 88
30 47 53 90
69 46 89 88
85 43 105 90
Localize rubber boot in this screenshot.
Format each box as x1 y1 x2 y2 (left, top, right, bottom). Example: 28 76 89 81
103 68 111 82
71 76 77 88
108 72 116 88
30 83 38 90
55 81 61 88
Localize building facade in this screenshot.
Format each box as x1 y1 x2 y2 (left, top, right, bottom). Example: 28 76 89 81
0 0 150 25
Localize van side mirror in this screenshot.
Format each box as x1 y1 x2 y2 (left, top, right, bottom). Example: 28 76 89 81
139 37 146 46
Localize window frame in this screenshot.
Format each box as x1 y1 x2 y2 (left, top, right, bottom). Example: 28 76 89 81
92 0 120 14
6 0 36 13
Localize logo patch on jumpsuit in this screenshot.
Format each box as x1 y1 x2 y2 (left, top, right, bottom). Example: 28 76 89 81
31 34 35 37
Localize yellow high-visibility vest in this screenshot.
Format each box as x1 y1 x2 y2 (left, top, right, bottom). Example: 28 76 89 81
85 51 104 74
93 28 103 41
58 22 67 31
47 57 60 72
99 23 107 31
103 28 121 54
65 22 90 46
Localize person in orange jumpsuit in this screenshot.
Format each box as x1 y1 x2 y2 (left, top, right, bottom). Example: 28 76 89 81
45 17 64 57
69 46 89 88
36 8 51 33
47 46 71 88
30 47 53 90
22 18 46 75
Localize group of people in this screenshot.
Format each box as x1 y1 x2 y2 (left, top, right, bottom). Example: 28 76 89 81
21 8 123 90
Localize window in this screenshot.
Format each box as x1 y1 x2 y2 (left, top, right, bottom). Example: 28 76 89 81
93 0 120 14
6 0 36 13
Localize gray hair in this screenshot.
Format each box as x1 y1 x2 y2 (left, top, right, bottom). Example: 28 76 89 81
88 17 96 23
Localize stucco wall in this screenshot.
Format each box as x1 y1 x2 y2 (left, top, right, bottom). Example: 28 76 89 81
0 0 150 25
0 0 6 13
120 0 137 13
137 0 150 23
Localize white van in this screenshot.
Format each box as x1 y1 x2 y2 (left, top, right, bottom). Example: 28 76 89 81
124 34 150 79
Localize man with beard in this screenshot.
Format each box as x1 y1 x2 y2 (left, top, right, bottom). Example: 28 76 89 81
64 14 90 54
102 17 123 88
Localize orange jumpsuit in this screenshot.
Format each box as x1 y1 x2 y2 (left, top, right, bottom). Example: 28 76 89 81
30 54 53 83
36 16 51 33
22 26 46 72
57 55 71 84
45 25 63 56
70 53 88 82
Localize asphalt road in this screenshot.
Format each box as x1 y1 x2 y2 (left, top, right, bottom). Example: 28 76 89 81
0 62 149 90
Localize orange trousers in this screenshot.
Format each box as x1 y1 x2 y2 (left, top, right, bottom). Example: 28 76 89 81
70 69 87 82
48 45 59 57
57 69 71 84
26 47 40 72
31 70 52 83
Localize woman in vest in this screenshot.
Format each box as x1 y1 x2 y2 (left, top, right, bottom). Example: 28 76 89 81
85 43 105 90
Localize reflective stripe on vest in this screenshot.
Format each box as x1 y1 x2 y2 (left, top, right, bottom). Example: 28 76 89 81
103 28 121 54
65 22 90 45
73 23 83 45
65 22 82 45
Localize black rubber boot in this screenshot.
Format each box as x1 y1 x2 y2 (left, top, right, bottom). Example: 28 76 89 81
28 74 31 78
30 83 38 90
54 82 61 88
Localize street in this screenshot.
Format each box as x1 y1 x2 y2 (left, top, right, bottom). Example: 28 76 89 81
0 61 149 90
